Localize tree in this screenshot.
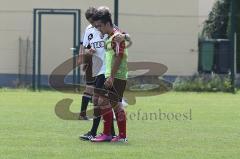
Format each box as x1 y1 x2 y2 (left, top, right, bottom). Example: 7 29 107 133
201 0 240 72
201 0 230 39
236 0 240 72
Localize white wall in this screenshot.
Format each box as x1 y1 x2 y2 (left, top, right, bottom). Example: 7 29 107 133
0 0 199 77
119 0 199 75
0 0 113 75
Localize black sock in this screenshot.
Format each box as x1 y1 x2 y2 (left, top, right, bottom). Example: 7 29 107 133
90 116 101 136
80 96 90 115
111 119 116 136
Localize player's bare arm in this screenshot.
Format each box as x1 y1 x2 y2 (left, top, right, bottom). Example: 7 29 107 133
104 55 122 88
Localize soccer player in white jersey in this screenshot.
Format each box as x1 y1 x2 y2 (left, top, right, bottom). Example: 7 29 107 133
78 7 97 121
79 7 130 141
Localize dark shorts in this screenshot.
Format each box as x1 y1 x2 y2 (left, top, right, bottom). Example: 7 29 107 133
92 74 105 107
107 78 126 106
93 77 126 106
84 55 95 85
94 74 105 89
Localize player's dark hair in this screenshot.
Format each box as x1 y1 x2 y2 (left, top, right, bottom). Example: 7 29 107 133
92 7 113 26
85 7 97 20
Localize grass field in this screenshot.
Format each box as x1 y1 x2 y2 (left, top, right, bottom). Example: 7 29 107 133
0 89 240 159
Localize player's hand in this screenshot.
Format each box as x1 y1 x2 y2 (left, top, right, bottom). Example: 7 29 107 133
85 48 96 55
104 77 114 88
113 33 125 43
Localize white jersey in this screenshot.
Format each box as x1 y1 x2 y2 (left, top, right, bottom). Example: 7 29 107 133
82 24 107 77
